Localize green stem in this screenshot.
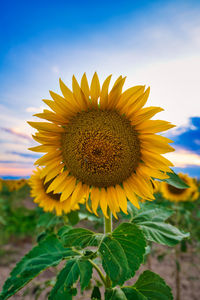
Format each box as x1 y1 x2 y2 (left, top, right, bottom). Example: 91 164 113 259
104 207 112 233
88 259 107 287
174 203 181 300
104 207 112 288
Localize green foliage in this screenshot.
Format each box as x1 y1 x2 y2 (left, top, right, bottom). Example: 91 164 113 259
60 227 99 248
37 211 63 229
67 210 80 225
0 194 38 245
49 257 92 299
105 271 173 300
132 203 190 246
91 286 101 299
164 170 189 189
99 223 146 286
0 235 78 300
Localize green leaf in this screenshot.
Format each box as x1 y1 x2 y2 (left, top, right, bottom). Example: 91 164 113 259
105 288 128 300
164 170 189 189
49 257 93 299
37 212 62 229
67 210 79 225
111 270 173 299
132 203 173 223
91 286 101 299
60 227 99 248
99 223 146 286
133 217 190 246
0 235 77 300
126 270 173 300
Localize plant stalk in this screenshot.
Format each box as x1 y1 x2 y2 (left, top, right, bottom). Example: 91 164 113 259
88 259 107 287
175 247 180 300
104 207 112 288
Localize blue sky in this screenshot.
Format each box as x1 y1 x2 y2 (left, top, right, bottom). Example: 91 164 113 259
0 0 200 178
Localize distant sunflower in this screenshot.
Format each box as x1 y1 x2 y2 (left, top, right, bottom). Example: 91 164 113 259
29 168 81 216
161 173 196 202
0 179 2 192
28 73 175 218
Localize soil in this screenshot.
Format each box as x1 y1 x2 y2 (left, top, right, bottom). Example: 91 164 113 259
0 240 199 300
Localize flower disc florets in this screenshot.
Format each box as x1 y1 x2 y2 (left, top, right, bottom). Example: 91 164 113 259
62 109 141 187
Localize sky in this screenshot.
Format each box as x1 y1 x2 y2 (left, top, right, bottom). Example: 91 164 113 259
0 0 200 178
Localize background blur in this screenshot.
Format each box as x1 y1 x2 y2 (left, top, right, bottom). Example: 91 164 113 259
0 0 200 179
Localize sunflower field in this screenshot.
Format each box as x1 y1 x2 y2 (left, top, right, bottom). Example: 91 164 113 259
0 74 200 300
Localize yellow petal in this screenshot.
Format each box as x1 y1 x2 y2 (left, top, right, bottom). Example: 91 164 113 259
116 85 145 110
44 164 63 183
90 187 100 216
135 120 176 133
59 78 80 110
35 154 62 167
81 73 90 100
115 185 128 214
29 144 60 153
40 161 64 179
137 165 169 180
90 72 100 108
125 175 152 199
126 87 150 117
34 111 68 125
46 171 69 193
123 181 140 209
60 177 76 202
99 188 108 218
72 75 88 109
141 150 173 172
28 121 64 133
70 182 84 207
32 134 60 144
49 91 76 115
106 187 119 219
85 186 92 213
131 107 164 126
107 77 126 109
100 75 112 109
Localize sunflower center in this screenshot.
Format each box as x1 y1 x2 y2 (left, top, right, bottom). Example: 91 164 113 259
61 109 141 187
44 179 61 201
167 184 186 195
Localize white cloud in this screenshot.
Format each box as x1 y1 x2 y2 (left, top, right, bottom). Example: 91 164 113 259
166 148 200 167
26 106 45 113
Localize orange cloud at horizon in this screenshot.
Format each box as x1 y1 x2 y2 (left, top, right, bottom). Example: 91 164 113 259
0 163 33 177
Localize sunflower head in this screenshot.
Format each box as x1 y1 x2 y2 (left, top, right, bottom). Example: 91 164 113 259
161 173 197 202
29 168 82 216
28 72 175 218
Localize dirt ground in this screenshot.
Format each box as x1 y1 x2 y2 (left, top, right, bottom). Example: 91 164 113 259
0 240 199 300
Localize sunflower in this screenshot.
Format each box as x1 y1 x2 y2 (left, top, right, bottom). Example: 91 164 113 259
161 173 197 202
29 168 81 216
5 179 27 192
28 73 175 218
